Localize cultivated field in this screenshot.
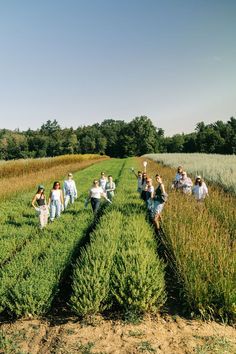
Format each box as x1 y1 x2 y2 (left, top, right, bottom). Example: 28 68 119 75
0 154 235 353
145 153 236 194
0 154 107 199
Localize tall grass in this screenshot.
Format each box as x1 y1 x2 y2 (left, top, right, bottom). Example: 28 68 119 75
0 154 105 178
145 153 236 194
70 159 166 317
145 158 236 322
0 154 107 200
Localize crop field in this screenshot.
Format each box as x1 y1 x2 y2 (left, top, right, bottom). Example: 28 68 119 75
0 154 235 353
0 154 107 200
0 156 167 319
144 155 236 322
145 153 236 194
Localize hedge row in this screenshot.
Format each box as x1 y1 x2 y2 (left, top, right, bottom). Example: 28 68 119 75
70 159 166 316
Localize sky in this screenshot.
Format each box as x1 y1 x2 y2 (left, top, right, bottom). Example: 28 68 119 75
0 0 235 136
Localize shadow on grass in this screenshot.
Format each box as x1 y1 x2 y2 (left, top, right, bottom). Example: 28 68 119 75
153 224 190 319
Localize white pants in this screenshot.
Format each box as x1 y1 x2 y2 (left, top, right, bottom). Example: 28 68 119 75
37 205 49 229
50 200 61 221
64 194 75 209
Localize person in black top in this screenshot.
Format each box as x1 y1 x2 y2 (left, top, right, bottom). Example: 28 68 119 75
153 174 167 229
32 185 49 229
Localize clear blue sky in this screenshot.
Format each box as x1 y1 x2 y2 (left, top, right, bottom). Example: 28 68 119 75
0 0 235 136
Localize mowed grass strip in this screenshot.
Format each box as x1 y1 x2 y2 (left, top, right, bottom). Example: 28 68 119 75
0 159 124 317
144 158 236 322
70 159 166 317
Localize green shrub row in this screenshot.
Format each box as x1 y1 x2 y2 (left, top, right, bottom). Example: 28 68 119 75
0 159 124 317
70 159 166 317
71 210 123 316
110 214 166 314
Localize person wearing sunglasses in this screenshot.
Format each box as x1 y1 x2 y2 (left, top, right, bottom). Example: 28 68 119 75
192 175 208 202
88 179 107 214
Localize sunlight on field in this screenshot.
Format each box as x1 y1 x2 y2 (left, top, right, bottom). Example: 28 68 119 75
0 154 107 200
145 153 236 194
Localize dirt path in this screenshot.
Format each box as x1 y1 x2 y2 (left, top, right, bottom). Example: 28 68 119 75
1 314 236 354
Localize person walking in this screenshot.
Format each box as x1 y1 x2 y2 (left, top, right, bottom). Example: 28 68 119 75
132 169 143 194
145 178 155 216
153 174 167 229
63 173 77 209
177 171 193 195
48 181 64 221
141 172 148 201
172 166 184 189
105 175 116 201
99 172 108 192
88 179 106 214
31 185 49 229
192 175 208 202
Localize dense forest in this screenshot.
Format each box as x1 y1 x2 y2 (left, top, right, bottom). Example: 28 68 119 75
0 116 236 160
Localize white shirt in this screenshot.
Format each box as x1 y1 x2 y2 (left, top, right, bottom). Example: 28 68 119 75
192 182 208 200
147 185 154 193
90 187 104 199
50 189 61 201
99 177 108 191
63 179 77 197
179 177 193 194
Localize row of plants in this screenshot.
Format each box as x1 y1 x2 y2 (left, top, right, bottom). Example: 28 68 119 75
0 159 124 317
0 155 110 265
0 154 106 179
145 158 236 322
0 154 107 200
70 159 166 317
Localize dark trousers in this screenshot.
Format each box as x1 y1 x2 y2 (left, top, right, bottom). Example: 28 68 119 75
91 197 100 213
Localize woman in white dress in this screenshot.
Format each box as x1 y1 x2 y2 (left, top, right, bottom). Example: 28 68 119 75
192 175 208 202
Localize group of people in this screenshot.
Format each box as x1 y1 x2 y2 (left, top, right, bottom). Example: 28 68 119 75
32 165 208 230
132 164 209 228
85 172 116 214
32 172 78 229
172 165 208 201
132 169 167 227
32 172 116 229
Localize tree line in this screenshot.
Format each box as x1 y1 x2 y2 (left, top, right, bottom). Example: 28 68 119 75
0 116 235 160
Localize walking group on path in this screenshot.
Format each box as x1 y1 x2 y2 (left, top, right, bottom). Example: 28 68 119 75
32 164 208 230
132 164 208 228
32 171 116 230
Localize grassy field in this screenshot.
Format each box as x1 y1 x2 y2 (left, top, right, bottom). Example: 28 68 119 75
0 154 236 353
143 156 236 322
0 154 107 200
0 154 235 324
145 153 236 194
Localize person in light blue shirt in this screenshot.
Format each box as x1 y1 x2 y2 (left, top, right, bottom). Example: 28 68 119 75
63 173 77 209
